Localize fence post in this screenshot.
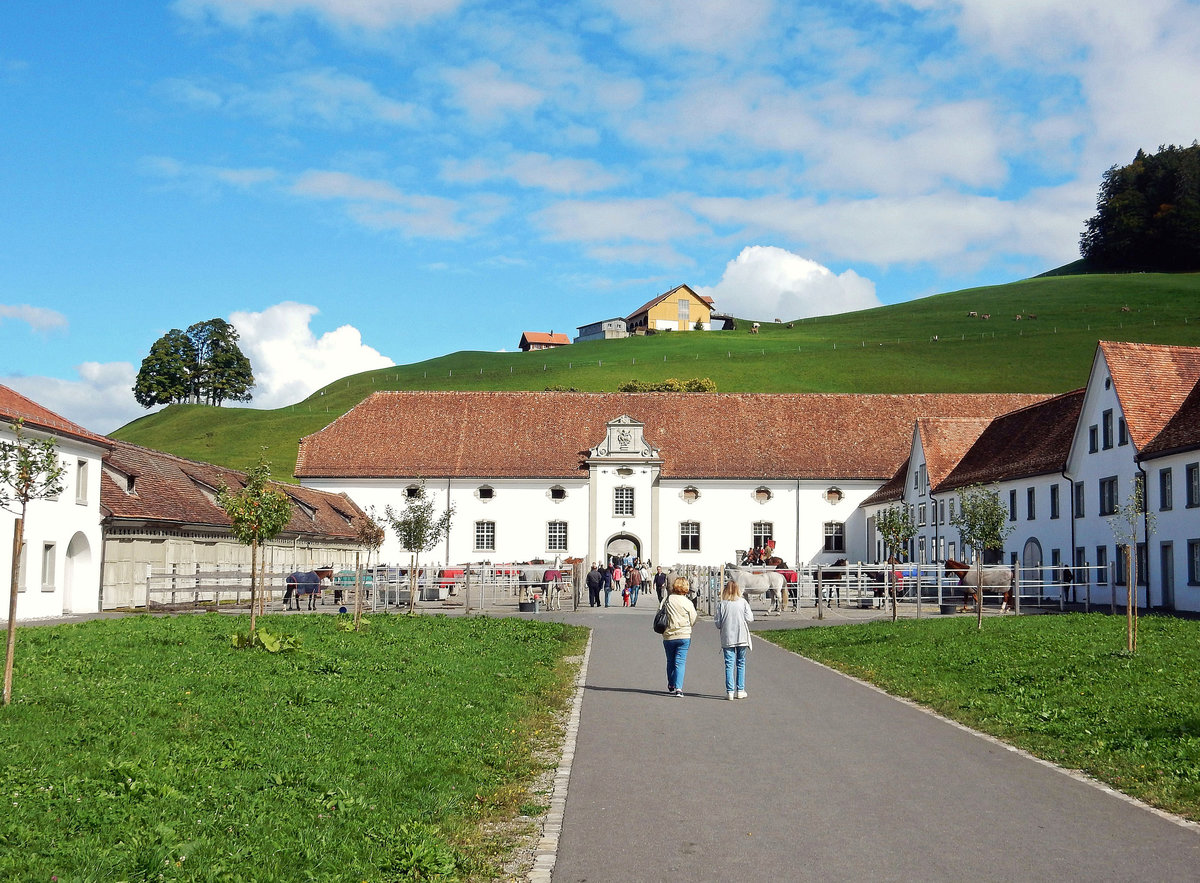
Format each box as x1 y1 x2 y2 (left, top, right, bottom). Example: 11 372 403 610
816 566 824 620
1012 564 1020 615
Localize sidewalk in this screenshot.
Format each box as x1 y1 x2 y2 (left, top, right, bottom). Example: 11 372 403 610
541 604 1200 882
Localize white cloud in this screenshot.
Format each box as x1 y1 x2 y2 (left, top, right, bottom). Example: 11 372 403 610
442 61 545 123
600 0 774 55
2 362 147 436
697 246 880 321
174 0 463 29
229 302 393 408
441 152 624 194
0 304 68 332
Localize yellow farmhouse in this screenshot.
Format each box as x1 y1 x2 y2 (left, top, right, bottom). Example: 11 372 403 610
626 284 714 333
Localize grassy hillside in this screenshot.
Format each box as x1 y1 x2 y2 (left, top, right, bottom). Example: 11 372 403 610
112 272 1200 480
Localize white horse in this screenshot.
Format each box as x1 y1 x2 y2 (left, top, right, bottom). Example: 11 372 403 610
727 567 786 615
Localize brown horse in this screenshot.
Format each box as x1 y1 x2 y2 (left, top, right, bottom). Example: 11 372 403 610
945 559 1014 612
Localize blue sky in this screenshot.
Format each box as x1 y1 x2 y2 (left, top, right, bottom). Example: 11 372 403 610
3 0 1200 433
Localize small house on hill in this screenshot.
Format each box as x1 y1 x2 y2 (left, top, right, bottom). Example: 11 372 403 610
519 331 570 352
575 317 628 343
626 284 714 333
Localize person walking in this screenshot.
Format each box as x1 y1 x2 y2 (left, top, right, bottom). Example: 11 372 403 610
585 563 604 607
653 566 668 602
714 579 754 700
660 576 699 696
627 565 642 606
612 563 624 603
602 564 614 607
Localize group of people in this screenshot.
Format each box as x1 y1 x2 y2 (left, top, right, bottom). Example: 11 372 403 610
657 576 754 701
585 559 670 608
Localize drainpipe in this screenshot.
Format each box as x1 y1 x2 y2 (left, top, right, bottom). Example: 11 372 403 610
445 477 452 565
1062 466 1075 603
1135 456 1149 611
794 478 801 571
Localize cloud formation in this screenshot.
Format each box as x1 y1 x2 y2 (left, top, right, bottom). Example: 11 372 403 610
0 304 68 332
697 246 880 322
229 302 393 409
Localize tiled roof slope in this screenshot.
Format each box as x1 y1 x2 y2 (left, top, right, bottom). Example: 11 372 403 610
295 391 1048 481
521 332 570 346
917 418 995 489
1141 378 1200 457
102 439 363 539
861 459 908 507
938 389 1085 491
0 384 110 448
1101 341 1200 449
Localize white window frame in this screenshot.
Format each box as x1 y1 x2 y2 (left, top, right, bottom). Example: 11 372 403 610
679 521 701 552
614 486 634 517
474 521 496 552
41 542 56 592
547 521 568 552
76 459 89 505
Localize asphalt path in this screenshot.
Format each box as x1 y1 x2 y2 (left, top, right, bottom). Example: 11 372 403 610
544 603 1200 882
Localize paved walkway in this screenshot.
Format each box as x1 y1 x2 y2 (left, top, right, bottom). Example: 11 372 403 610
539 603 1200 882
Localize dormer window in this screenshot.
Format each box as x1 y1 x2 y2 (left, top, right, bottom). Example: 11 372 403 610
477 485 495 501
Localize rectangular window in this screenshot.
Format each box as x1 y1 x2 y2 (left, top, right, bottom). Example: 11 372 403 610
75 459 89 505
1118 418 1129 446
1115 544 1148 587
918 503 927 527
918 535 927 564
939 500 946 525
1160 468 1173 511
1088 425 1098 453
474 521 496 552
680 521 700 552
824 522 845 553
1096 546 1108 584
547 521 568 552
1102 409 1113 449
1189 540 1200 585
919 464 927 496
1050 483 1060 519
752 521 773 548
938 536 945 561
1074 546 1086 573
1008 489 1017 521
41 543 56 591
1074 481 1085 518
1187 463 1200 508
1027 487 1036 520
677 298 690 323
948 541 957 562
948 499 955 522
1099 476 1118 516
614 486 634 517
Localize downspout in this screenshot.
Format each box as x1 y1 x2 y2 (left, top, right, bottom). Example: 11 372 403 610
794 478 801 570
1062 466 1074 594
445 477 452 566
1135 455 1149 610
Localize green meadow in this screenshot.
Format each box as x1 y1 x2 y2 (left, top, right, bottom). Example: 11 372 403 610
112 273 1200 479
763 613 1200 821
0 614 587 882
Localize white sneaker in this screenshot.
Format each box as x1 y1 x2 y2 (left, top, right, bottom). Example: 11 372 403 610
727 691 736 700
736 690 748 699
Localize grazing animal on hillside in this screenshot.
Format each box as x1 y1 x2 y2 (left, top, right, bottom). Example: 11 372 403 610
945 559 1014 612
968 311 978 317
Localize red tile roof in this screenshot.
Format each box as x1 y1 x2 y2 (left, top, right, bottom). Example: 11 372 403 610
1141 378 1200 458
0 384 111 448
102 439 364 540
861 459 908 507
1100 341 1200 449
938 389 1085 491
916 418 995 489
520 332 570 347
295 391 1048 481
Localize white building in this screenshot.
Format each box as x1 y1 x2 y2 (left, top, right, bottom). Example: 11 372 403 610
574 318 628 343
295 390 1042 569
0 386 110 620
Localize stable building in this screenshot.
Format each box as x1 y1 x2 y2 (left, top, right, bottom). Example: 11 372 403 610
294 390 1043 570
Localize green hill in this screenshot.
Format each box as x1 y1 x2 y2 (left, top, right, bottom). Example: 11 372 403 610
111 272 1200 480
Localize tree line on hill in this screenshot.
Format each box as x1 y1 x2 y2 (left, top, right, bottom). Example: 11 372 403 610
133 318 254 408
1081 142 1200 272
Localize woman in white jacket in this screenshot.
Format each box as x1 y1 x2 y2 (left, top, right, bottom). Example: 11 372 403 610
714 579 754 700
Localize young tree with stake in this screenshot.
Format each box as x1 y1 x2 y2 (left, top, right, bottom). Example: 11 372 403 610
950 484 1014 631
1108 477 1155 653
217 457 293 637
875 504 915 622
384 482 453 614
1 420 65 705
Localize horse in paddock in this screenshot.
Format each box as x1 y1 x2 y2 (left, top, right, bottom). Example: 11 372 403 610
727 566 786 615
945 559 1014 612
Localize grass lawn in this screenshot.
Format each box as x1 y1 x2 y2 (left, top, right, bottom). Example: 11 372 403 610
0 613 588 882
760 613 1200 822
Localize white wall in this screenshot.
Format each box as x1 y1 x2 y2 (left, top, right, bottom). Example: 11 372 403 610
1144 452 1200 612
0 431 105 620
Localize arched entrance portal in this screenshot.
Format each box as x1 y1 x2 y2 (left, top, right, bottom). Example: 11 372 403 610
605 534 641 564
65 531 93 616
1021 538 1043 590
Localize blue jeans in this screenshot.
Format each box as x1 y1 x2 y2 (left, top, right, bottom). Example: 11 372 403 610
722 645 747 693
630 585 640 606
664 638 690 692
604 587 611 606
